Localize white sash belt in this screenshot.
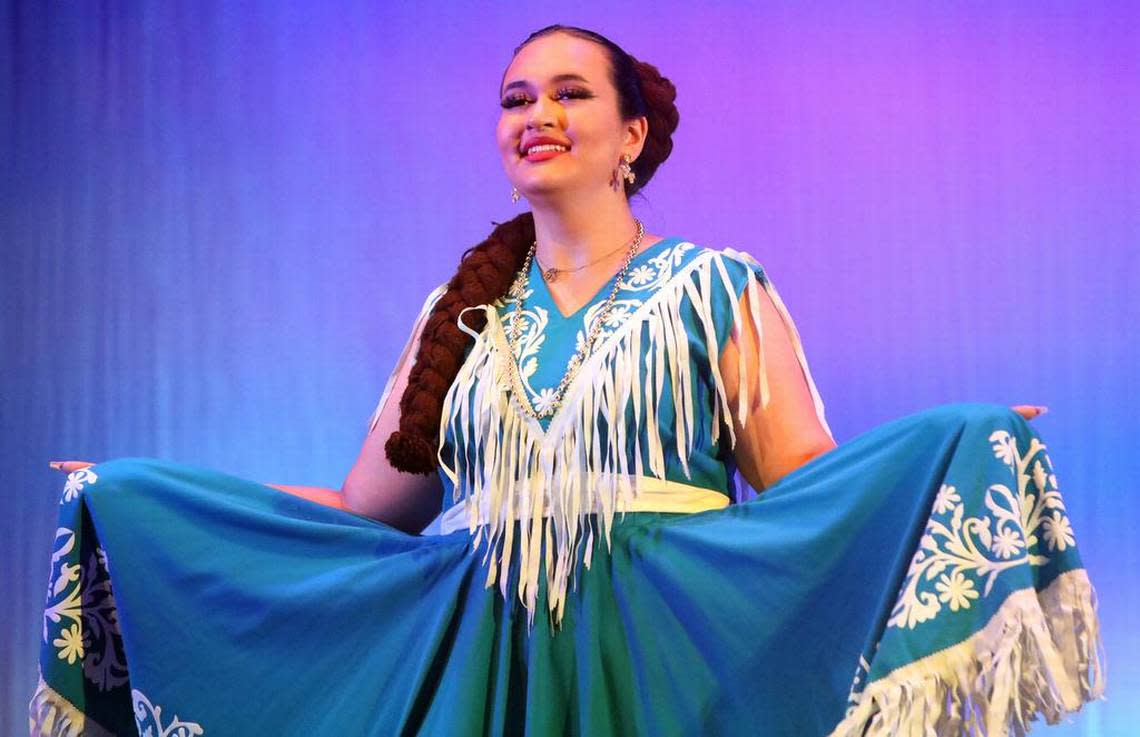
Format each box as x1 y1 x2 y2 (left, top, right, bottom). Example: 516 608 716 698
438 475 730 534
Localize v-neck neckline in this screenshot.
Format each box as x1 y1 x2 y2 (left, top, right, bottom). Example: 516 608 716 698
533 236 683 321
487 246 714 441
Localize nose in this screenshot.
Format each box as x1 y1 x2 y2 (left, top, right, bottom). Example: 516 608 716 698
526 95 560 130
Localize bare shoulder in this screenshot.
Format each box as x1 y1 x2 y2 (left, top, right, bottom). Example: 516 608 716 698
717 271 835 490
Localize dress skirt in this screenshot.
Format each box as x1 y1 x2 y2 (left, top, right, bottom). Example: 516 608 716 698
30 402 1103 737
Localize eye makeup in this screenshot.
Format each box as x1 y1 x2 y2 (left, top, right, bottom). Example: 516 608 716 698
500 86 594 109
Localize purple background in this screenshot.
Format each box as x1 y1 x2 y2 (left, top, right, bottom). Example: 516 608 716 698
3 3 1136 734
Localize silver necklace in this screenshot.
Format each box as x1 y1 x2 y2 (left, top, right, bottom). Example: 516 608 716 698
505 219 645 420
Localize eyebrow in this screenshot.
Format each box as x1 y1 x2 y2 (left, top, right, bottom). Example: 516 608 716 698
501 73 592 96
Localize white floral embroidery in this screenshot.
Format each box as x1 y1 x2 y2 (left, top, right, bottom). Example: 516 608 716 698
627 264 656 285
1041 511 1075 551
497 241 697 418
932 484 960 514
43 471 130 691
887 428 1074 629
934 571 979 611
53 622 86 664
603 302 634 328
133 689 205 736
532 387 558 415
617 241 695 293
61 468 98 503
493 285 551 402
990 526 1024 559
575 241 696 348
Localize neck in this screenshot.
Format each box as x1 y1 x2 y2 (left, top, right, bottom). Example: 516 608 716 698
529 188 639 269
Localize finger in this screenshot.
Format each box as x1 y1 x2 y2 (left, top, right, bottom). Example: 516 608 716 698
1010 405 1048 421
49 461 95 473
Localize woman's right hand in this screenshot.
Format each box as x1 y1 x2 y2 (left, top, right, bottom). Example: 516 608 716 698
49 460 96 474
1011 405 1048 421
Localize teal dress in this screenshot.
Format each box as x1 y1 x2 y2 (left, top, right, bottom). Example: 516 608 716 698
32 238 1103 736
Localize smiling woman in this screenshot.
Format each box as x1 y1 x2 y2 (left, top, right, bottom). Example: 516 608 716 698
32 23 1101 737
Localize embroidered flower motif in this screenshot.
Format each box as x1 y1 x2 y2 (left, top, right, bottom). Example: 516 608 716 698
932 484 960 514
62 477 82 502
617 242 693 292
532 388 558 415
603 303 633 328
627 264 656 286
53 622 86 664
576 299 643 351
990 527 1024 559
43 521 129 691
1042 511 1075 551
934 571 978 612
888 427 1077 630
61 468 98 503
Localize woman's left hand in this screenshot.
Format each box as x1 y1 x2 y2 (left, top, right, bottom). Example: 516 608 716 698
48 460 96 474
1011 405 1048 421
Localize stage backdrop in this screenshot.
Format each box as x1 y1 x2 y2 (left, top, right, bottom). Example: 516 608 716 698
3 3 1136 735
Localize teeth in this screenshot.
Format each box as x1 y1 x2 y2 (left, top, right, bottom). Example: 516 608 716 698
525 144 568 155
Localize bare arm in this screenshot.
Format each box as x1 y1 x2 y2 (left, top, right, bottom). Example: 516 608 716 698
264 483 346 508
719 280 836 492
339 285 449 533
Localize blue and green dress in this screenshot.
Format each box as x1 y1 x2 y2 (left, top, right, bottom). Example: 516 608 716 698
32 237 1103 736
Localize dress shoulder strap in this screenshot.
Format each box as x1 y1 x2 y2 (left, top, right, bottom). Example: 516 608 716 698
367 282 449 433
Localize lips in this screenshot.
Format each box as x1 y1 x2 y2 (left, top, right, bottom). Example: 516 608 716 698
523 147 568 163
520 136 571 156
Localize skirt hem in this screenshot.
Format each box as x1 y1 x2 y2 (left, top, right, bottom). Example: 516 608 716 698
829 568 1105 736
29 672 117 737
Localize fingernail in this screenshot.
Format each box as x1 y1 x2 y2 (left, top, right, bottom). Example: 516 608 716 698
48 462 61 470
1036 406 1049 415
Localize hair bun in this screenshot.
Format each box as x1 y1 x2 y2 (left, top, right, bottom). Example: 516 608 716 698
634 60 677 107
630 58 680 190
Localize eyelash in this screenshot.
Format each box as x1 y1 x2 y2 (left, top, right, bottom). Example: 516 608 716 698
500 87 593 109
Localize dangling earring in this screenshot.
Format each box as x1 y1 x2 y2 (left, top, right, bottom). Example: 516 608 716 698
618 154 636 185
510 186 521 203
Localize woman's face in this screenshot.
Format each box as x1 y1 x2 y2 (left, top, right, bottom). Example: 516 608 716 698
497 33 645 201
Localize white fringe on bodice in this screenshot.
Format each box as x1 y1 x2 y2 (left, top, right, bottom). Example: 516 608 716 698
433 247 829 631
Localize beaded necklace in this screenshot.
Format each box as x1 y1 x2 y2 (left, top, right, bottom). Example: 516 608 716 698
505 219 645 420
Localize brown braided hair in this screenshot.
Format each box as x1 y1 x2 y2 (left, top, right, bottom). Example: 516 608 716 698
384 25 681 475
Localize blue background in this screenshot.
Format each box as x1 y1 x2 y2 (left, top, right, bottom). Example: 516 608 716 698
3 2 1136 734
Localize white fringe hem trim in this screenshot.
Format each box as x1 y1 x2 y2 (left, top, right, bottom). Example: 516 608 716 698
829 568 1106 737
29 673 117 737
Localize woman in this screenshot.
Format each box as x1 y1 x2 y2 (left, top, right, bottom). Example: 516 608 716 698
35 25 1101 737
